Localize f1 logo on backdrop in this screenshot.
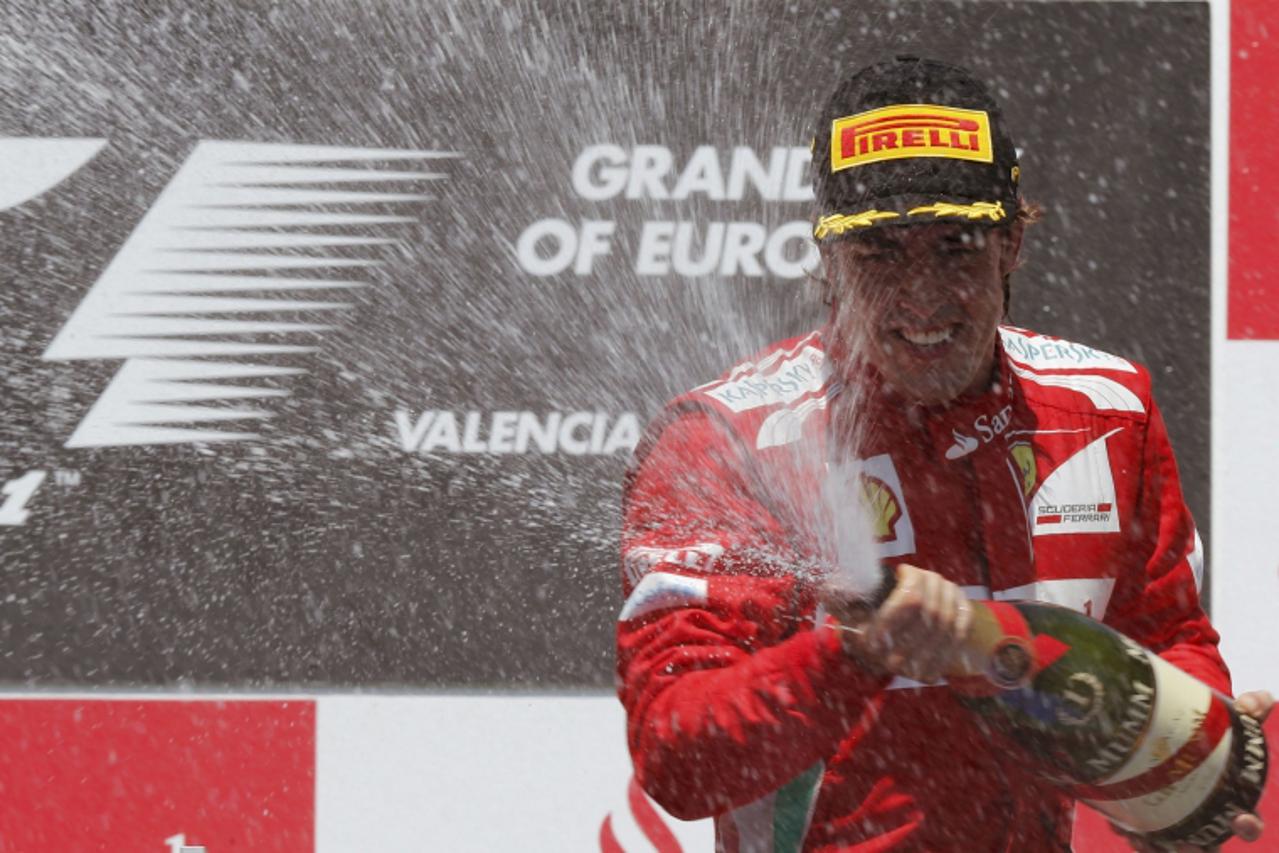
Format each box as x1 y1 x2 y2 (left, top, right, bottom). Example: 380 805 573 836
4 137 455 448
0 138 107 211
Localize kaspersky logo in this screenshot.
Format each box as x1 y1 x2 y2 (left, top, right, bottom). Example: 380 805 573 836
831 104 993 172
24 139 455 448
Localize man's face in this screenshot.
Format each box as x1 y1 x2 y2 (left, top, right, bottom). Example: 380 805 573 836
823 222 1022 406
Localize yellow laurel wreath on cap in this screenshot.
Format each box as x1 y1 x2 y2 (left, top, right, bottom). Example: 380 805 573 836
907 201 1006 222
813 210 901 239
813 201 1008 240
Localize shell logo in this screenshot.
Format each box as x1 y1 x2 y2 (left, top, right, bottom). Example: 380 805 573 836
859 475 902 542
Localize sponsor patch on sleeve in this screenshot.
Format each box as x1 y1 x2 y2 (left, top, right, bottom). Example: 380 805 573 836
623 542 725 585
702 346 825 413
1000 328 1136 373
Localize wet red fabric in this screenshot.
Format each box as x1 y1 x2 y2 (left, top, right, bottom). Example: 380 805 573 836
616 327 1229 852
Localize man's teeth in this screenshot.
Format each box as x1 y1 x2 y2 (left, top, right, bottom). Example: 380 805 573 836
900 327 954 345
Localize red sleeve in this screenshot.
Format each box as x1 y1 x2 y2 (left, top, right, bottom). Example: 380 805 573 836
1107 398 1231 695
616 407 887 821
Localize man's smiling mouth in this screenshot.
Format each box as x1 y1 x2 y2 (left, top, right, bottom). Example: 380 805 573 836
896 325 957 347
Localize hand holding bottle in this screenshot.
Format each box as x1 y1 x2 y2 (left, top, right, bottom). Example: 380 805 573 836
822 561 1268 848
819 562 974 683
1121 690 1272 852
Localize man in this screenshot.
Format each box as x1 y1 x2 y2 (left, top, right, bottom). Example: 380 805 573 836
616 57 1271 851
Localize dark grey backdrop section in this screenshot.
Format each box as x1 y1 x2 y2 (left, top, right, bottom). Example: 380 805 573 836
0 1 1210 688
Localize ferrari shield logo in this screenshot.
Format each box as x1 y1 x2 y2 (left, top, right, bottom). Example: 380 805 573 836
1011 442 1036 497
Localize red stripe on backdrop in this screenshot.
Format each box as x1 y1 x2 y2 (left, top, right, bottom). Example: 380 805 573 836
0 699 315 852
1072 713 1277 851
1230 0 1279 339
628 776 684 853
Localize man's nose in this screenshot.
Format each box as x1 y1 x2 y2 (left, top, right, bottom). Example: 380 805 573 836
893 265 947 317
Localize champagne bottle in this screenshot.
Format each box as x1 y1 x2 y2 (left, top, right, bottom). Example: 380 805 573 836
940 596 1269 847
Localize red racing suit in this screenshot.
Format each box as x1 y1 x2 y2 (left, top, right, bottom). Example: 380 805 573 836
616 325 1229 852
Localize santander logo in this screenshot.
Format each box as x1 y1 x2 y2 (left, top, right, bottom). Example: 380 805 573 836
945 429 980 460
945 403 1013 460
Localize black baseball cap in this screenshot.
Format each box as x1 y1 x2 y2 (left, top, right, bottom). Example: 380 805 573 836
810 56 1021 240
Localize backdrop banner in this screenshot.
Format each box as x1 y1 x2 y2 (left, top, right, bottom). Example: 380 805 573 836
1212 0 1279 696
1 2 1251 851
0 0 1212 691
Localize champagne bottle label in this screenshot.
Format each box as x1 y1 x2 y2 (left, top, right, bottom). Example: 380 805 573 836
1073 653 1232 834
957 600 1269 847
1077 635 1159 780
1168 712 1269 847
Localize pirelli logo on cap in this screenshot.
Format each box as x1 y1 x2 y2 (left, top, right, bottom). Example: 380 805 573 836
831 104 994 172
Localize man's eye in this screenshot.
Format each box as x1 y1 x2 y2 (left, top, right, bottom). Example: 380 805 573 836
854 247 898 262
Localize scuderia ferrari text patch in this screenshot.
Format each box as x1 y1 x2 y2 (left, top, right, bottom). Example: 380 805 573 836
1030 428 1124 537
831 104 994 172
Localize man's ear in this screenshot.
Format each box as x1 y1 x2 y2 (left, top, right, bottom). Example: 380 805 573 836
998 220 1026 278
